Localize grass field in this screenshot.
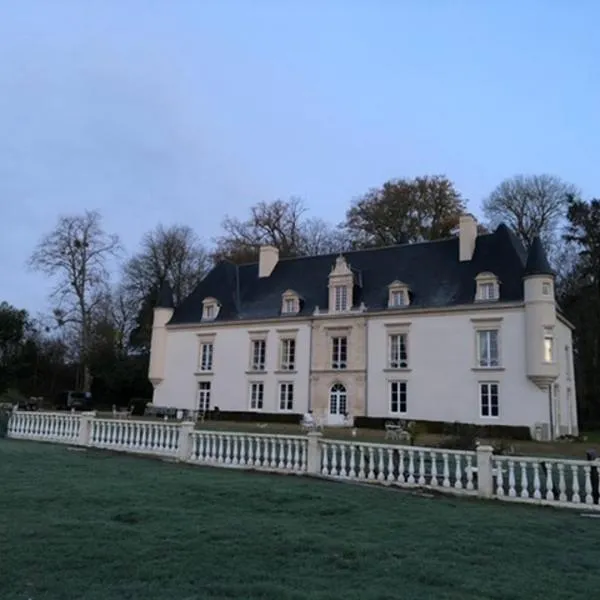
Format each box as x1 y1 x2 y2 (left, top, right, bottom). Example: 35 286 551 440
2 440 599 600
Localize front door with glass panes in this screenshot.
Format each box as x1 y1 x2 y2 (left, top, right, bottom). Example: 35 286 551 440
197 381 211 416
328 383 347 426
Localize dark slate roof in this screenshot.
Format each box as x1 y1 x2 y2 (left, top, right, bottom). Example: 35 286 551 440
169 224 529 325
524 236 554 276
156 281 175 309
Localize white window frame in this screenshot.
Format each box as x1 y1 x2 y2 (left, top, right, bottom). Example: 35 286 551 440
202 297 220 321
388 333 408 369
278 382 294 411
331 336 348 370
389 381 407 415
197 381 211 413
249 382 264 410
199 342 213 371
475 273 499 302
250 338 267 371
542 281 552 296
543 327 554 363
279 338 296 371
479 382 499 418
477 329 500 368
334 285 348 312
329 383 347 416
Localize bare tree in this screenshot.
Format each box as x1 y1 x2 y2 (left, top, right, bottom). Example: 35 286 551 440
298 217 350 255
482 174 578 250
29 211 121 392
123 224 209 307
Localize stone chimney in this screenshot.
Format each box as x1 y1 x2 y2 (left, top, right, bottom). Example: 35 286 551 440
459 214 478 262
258 245 279 278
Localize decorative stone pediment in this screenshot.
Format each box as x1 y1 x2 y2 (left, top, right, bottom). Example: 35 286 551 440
281 289 301 315
388 280 410 308
475 272 499 302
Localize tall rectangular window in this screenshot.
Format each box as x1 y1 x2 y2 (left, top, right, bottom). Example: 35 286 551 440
249 382 264 410
479 382 499 417
197 381 211 413
477 330 499 367
390 290 406 307
544 328 554 363
331 336 347 369
279 382 294 411
389 381 407 414
389 334 408 368
283 298 296 313
478 282 497 301
280 338 296 371
199 342 213 371
251 339 266 371
334 286 348 312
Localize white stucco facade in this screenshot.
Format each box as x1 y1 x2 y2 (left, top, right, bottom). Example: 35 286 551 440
365 306 577 435
152 322 312 415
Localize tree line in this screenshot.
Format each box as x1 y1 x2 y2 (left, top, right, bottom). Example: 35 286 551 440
2 173 599 425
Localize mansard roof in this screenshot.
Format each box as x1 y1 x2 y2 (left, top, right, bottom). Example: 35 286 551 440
169 224 529 325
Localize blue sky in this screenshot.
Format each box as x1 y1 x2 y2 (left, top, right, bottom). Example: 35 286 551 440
1 1 599 315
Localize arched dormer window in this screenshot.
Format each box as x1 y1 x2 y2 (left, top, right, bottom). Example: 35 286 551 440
328 255 353 313
387 280 410 308
202 297 220 321
475 272 500 302
281 289 300 315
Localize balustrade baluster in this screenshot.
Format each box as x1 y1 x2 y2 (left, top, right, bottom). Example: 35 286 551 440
495 459 504 496
377 448 386 482
571 465 581 503
358 447 365 479
407 450 415 484
321 443 329 475
429 451 438 486
454 455 463 490
508 461 516 497
386 448 395 483
339 445 347 478
367 447 375 480
466 455 474 491
418 451 426 486
532 463 542 499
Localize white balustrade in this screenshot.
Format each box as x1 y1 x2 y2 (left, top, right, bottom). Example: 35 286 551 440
492 455 600 510
90 419 180 456
7 411 81 443
319 440 477 493
189 431 307 473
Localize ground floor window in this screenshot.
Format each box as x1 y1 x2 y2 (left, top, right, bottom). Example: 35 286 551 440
329 383 347 415
197 381 211 413
279 382 294 411
389 381 407 414
249 382 264 410
479 382 499 417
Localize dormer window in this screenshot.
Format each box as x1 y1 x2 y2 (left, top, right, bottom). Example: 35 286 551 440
202 297 220 321
328 255 354 313
281 290 300 315
388 281 410 308
475 273 499 302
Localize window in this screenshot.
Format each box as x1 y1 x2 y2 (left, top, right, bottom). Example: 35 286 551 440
480 382 499 417
478 282 496 300
251 339 266 371
477 330 499 367
389 381 407 414
331 336 347 369
197 381 211 413
542 282 552 296
390 290 406 307
279 383 294 411
280 338 296 371
389 334 408 369
543 328 554 363
329 383 347 416
334 285 348 312
249 382 264 410
199 342 213 371
204 304 214 319
202 297 219 320
283 298 296 313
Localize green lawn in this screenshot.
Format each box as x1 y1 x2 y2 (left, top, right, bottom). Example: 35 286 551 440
1 441 599 600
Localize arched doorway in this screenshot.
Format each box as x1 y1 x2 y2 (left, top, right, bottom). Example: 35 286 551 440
329 383 347 426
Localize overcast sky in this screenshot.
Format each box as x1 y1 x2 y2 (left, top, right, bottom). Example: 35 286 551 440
1 0 599 316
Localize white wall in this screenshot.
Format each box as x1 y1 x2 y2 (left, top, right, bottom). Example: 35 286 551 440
554 319 578 435
153 323 311 414
366 309 552 429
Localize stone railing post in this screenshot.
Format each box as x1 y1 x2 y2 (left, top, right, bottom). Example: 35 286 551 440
178 421 195 461
306 431 323 474
77 411 96 447
476 445 494 498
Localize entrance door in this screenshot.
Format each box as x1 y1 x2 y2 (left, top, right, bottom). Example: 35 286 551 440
328 383 347 426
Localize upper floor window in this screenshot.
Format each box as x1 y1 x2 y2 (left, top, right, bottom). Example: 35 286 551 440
250 339 266 371
334 285 348 312
389 333 408 369
475 273 499 302
280 338 296 371
480 382 499 417
543 328 554 363
331 336 347 369
477 329 499 367
281 290 300 315
202 297 220 321
387 280 410 308
199 342 213 371
542 281 552 296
